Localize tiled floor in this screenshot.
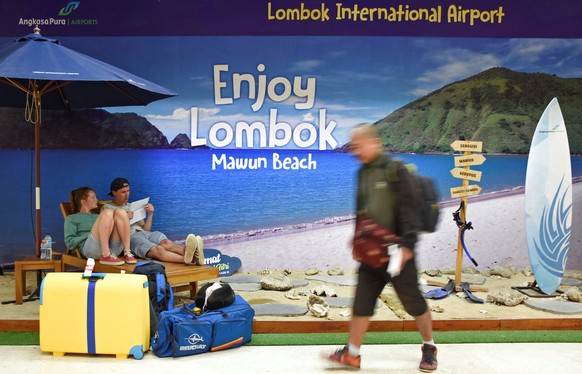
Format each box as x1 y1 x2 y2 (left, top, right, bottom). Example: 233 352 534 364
1 342 581 373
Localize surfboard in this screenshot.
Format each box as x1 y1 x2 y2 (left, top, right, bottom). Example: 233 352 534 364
525 97 573 295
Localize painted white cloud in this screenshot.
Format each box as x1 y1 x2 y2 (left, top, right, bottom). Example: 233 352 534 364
144 107 222 140
302 112 316 122
411 49 501 96
145 108 189 120
291 59 324 71
331 69 395 84
504 39 582 77
145 107 220 120
505 39 582 63
270 95 315 108
317 101 377 111
197 108 222 119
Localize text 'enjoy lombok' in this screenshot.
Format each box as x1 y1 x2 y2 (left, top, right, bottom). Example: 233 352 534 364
190 64 339 151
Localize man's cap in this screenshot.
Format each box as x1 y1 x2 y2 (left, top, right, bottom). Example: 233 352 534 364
108 177 129 196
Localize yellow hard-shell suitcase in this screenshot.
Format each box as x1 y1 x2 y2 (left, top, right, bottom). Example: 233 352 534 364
40 272 150 359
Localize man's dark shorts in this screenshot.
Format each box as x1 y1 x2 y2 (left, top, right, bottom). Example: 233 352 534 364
353 257 427 317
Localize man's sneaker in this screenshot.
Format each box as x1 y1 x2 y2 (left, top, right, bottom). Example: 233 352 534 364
194 235 204 265
184 234 197 264
323 346 361 370
419 344 438 372
122 251 137 264
99 253 124 266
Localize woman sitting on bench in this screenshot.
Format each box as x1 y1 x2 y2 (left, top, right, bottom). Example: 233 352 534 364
64 187 137 266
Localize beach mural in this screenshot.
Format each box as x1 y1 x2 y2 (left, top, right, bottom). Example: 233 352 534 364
0 1 581 273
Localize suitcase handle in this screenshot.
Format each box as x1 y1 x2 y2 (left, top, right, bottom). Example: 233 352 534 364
82 273 106 280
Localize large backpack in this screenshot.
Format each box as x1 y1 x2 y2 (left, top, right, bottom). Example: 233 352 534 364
132 261 174 336
388 160 440 233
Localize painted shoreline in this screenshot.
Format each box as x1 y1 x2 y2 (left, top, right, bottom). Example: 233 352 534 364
203 177 582 246
207 181 582 273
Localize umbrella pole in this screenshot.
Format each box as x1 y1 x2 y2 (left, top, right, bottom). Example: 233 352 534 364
29 80 41 258
35 118 41 257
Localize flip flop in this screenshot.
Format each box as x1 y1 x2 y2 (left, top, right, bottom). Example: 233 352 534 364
424 279 456 299
461 282 484 303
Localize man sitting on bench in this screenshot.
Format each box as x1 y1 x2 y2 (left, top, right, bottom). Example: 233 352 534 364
103 177 204 265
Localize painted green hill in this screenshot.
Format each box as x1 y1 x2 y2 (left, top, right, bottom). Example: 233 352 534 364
375 67 582 154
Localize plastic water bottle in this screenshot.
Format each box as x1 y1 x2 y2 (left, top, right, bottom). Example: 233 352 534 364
40 240 47 261
44 234 53 261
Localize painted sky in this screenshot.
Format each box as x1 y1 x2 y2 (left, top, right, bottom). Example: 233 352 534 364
2 35 581 146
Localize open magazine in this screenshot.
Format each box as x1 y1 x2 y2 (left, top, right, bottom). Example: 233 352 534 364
129 197 150 225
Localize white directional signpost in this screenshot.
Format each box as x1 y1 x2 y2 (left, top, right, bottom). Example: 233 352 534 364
450 139 486 285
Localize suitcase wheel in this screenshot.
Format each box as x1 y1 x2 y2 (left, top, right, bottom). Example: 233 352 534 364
130 345 144 360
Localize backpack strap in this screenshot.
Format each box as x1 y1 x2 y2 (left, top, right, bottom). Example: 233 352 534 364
155 273 165 303
384 159 421 240
386 159 417 183
381 159 403 237
385 159 421 207
385 159 403 206
386 159 401 183
182 305 200 319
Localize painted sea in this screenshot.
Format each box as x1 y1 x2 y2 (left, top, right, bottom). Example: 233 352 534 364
1 149 581 263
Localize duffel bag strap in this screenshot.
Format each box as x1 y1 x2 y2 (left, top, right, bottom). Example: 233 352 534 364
182 305 199 319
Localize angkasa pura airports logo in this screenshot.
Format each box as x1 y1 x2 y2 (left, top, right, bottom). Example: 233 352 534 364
59 1 81 16
18 2 99 28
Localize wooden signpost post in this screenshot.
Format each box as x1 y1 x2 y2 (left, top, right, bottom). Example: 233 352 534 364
450 139 486 286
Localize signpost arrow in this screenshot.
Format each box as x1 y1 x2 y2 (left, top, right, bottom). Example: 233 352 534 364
450 167 482 182
454 154 487 167
449 138 485 287
450 185 482 199
450 140 483 152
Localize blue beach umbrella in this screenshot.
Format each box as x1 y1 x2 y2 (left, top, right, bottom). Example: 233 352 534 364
0 27 176 256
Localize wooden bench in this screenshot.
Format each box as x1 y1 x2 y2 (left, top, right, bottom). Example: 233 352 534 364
60 202 218 297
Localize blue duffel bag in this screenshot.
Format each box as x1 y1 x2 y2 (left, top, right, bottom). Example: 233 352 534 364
152 295 255 358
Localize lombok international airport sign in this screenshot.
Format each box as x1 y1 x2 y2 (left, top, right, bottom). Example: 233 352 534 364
267 2 506 26
2 1 581 38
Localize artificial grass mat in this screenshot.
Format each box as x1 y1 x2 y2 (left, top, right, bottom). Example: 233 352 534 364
249 330 582 345
0 332 39 345
1 330 581 346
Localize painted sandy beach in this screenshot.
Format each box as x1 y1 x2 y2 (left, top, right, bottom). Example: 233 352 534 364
209 182 582 273
1 182 581 322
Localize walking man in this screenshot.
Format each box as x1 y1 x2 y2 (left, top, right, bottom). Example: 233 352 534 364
324 124 437 371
